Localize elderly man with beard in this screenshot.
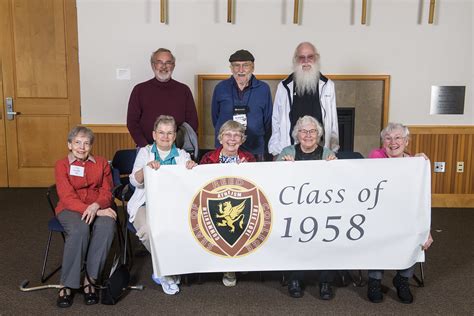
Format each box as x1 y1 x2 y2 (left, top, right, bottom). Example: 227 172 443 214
269 42 339 300
127 48 198 147
211 49 273 161
268 42 339 156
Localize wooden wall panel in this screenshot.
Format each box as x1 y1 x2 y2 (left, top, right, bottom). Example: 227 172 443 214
88 124 474 207
87 125 135 161
407 126 474 200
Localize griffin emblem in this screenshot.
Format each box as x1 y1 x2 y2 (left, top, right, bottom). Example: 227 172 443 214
216 200 246 233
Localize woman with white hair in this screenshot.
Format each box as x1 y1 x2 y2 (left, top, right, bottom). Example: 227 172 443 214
277 115 337 300
54 126 117 308
367 122 434 304
200 120 256 287
128 115 197 295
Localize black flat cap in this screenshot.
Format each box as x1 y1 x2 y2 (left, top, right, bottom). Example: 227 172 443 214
229 49 255 62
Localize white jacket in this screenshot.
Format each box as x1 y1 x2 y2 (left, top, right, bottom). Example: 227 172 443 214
268 74 339 155
127 145 191 222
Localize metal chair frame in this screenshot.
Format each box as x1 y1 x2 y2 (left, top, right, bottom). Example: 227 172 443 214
110 149 138 268
40 185 65 283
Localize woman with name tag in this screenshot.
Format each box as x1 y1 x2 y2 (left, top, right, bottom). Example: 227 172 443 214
200 120 256 286
128 115 197 295
54 126 117 308
276 115 337 300
367 122 434 304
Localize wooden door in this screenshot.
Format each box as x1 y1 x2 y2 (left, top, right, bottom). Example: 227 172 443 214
0 62 8 187
0 0 80 187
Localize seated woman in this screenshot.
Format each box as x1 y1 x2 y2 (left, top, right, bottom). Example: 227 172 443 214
367 122 434 304
276 115 337 300
200 120 256 286
55 126 117 308
128 115 197 295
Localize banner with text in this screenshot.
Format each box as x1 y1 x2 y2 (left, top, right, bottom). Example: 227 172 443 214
144 158 431 277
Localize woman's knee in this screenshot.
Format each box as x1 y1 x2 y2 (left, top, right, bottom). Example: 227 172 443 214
94 216 116 237
68 221 90 239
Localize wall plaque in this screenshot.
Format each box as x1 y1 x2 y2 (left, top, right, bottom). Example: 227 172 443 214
430 86 465 115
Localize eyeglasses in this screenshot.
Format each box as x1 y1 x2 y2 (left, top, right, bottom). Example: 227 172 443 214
296 54 317 63
222 132 242 139
153 60 175 67
383 136 405 143
71 140 91 148
231 62 253 70
156 131 175 137
298 129 318 136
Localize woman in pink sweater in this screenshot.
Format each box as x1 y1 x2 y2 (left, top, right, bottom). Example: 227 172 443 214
367 122 434 304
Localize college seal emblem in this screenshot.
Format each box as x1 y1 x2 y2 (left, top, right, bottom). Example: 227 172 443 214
189 177 272 257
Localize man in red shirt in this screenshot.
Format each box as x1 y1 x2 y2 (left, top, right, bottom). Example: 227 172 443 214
127 48 198 147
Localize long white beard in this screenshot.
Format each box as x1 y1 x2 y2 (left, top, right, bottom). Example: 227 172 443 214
293 63 320 96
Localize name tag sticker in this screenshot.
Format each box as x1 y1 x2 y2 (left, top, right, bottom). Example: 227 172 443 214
233 106 249 128
233 113 247 127
70 165 85 177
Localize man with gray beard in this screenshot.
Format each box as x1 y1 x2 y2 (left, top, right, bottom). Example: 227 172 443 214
268 42 339 156
268 42 339 301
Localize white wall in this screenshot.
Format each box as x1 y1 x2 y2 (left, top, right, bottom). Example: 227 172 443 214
77 0 473 125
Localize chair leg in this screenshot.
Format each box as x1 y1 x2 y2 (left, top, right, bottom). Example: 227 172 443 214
338 270 350 287
413 262 425 287
123 227 134 269
40 231 61 283
281 272 287 286
352 270 366 287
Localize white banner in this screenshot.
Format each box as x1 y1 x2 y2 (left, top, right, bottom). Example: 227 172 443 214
144 158 431 277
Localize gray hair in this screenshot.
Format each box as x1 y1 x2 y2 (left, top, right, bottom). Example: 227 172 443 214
67 126 95 144
218 120 247 143
292 116 323 144
153 115 176 131
380 122 410 140
150 48 176 64
293 42 320 64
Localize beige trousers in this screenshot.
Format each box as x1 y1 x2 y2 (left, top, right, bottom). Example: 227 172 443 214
132 205 151 252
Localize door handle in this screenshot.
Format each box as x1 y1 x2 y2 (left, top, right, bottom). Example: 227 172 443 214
6 97 19 120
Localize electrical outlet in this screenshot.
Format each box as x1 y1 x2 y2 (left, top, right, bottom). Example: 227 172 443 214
456 162 464 173
434 162 445 173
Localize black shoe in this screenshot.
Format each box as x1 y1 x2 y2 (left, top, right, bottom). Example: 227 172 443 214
83 284 99 305
56 287 73 308
393 273 413 304
319 282 334 300
367 278 383 303
288 280 304 298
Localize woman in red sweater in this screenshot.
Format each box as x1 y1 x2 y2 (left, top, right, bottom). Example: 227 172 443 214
54 126 116 308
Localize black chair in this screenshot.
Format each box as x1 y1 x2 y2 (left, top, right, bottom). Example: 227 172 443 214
41 184 65 283
111 149 137 186
336 151 364 159
111 149 138 267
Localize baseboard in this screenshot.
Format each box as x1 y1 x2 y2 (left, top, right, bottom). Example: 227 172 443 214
432 194 474 208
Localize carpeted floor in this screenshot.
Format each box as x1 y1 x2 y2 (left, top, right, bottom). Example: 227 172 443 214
0 188 473 315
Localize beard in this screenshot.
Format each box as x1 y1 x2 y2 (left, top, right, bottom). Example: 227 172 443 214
233 72 252 87
293 62 320 96
154 69 172 82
